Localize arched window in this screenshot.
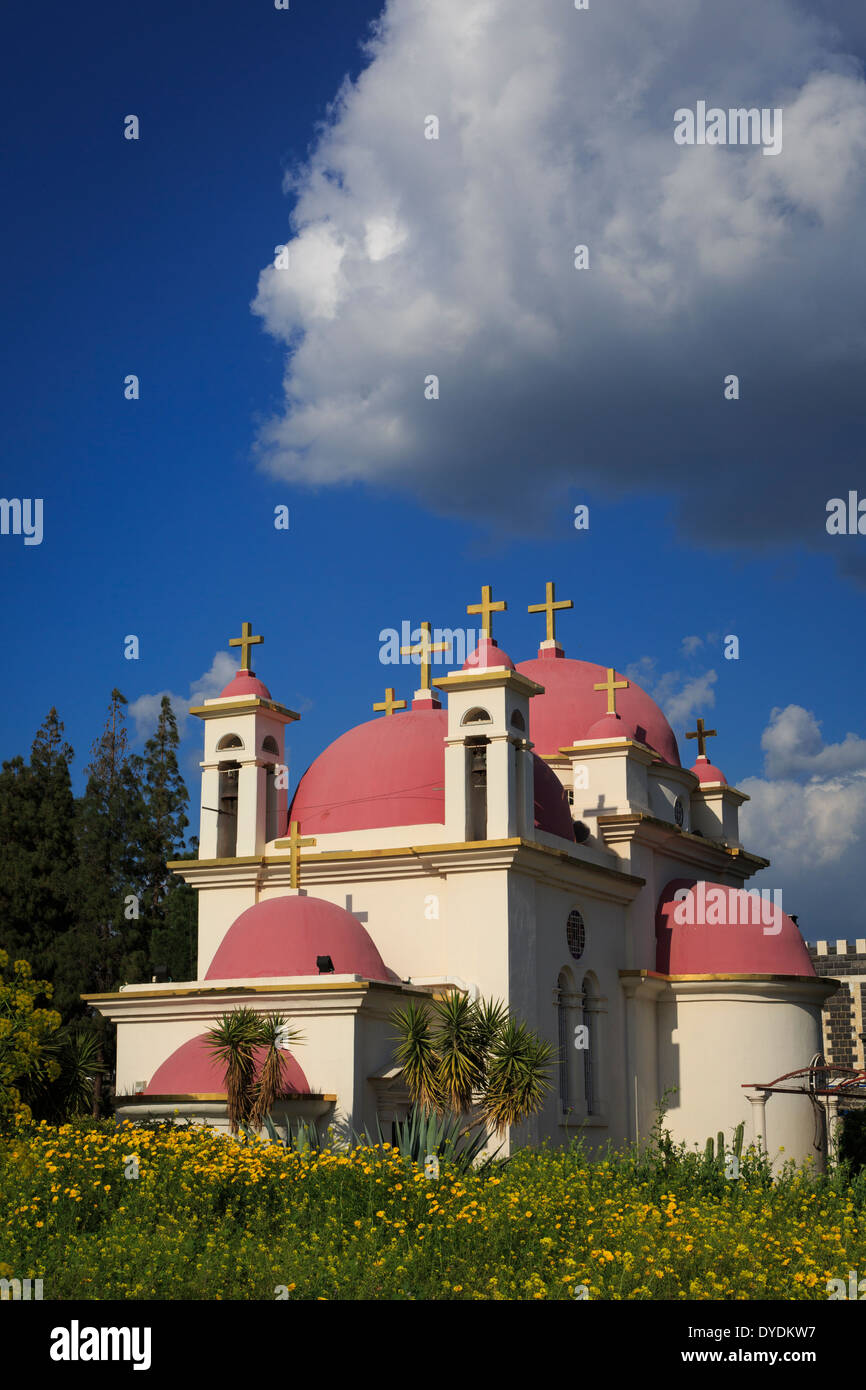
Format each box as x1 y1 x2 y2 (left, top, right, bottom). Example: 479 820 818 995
581 972 602 1116
262 735 279 755
217 733 243 751
556 968 579 1116
217 760 239 857
510 709 526 731
461 707 492 725
465 736 488 840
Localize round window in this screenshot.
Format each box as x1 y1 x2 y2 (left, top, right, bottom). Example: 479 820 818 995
566 909 585 960
674 798 684 827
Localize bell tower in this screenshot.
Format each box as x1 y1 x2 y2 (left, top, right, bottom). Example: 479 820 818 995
190 622 300 859
435 586 544 841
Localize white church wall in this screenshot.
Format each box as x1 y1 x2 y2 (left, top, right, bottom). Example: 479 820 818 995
656 982 827 1168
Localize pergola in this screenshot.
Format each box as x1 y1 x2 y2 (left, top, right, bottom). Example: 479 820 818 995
742 1058 866 1161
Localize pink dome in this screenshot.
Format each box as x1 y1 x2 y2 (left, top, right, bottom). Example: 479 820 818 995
205 895 393 982
144 1032 309 1097
220 671 272 699
584 712 629 741
691 757 727 786
516 655 680 765
463 638 515 671
289 709 574 841
656 879 816 977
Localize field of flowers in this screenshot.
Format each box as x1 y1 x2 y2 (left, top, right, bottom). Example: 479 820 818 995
1 1120 864 1300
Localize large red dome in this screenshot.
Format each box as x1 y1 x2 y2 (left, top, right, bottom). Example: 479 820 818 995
516 655 680 766
205 895 393 982
656 879 816 977
144 1032 310 1096
288 709 574 841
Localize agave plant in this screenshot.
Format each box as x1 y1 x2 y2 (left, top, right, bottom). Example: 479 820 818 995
379 1104 499 1175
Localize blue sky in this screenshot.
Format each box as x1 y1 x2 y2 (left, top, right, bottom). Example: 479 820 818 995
2 0 866 938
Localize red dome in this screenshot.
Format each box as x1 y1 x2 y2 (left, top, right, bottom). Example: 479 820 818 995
289 709 574 841
463 638 515 671
585 712 628 741
144 1032 309 1096
220 671 272 699
656 879 816 976
516 656 680 765
205 895 393 982
691 757 727 786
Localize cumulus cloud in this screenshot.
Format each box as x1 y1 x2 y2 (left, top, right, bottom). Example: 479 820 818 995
250 0 866 576
759 703 866 777
739 702 866 935
129 652 238 742
625 656 717 727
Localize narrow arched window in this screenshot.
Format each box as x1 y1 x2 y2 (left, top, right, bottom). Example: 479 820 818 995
217 760 239 857
556 968 579 1116
262 735 279 755
510 709 526 731
581 972 602 1116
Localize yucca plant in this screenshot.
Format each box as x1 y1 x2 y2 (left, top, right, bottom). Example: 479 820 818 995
391 993 552 1142
483 1019 553 1135
249 1013 304 1130
205 1008 265 1134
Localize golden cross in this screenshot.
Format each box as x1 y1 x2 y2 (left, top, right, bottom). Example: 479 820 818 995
528 581 573 644
373 687 407 717
400 622 451 691
686 717 717 759
466 584 507 641
593 667 629 716
229 621 263 671
274 819 317 889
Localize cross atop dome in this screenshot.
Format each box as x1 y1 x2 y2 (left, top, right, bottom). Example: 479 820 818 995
528 580 573 659
686 716 717 759
400 621 450 710
229 620 263 673
466 584 507 642
593 667 629 716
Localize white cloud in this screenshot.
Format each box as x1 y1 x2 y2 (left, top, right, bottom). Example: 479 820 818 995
680 635 704 656
249 0 866 573
625 656 717 727
129 652 238 742
739 703 866 935
760 703 866 778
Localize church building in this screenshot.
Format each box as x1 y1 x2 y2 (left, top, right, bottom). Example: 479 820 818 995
87 585 838 1165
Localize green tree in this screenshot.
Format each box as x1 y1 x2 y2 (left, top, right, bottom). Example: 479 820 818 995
138 696 195 982
0 710 77 990
0 950 61 1128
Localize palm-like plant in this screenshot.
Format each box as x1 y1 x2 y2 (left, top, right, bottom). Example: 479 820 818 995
392 1000 441 1114
249 1013 304 1129
205 1008 264 1133
391 993 552 1140
483 1019 553 1135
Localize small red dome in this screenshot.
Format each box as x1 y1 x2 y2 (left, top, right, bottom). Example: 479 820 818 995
515 656 680 765
463 638 515 671
691 757 727 787
656 879 816 976
144 1032 309 1096
205 895 393 982
584 712 630 741
220 671 272 699
289 709 573 840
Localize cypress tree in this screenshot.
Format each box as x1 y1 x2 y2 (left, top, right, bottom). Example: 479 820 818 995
139 696 196 982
